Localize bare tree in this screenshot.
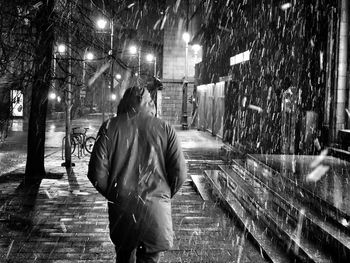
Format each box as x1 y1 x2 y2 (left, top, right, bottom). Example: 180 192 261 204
24 0 55 182
0 0 166 184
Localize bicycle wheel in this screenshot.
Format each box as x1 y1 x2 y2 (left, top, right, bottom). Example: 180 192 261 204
63 136 76 154
85 136 96 153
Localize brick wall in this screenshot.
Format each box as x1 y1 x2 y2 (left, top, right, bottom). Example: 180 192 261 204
160 1 198 125
159 80 193 125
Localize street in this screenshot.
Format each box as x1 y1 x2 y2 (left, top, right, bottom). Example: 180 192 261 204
0 118 270 263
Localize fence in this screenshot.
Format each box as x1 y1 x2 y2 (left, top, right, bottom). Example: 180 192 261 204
197 81 225 138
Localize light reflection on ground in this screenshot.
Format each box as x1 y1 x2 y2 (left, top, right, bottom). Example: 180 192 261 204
252 154 350 217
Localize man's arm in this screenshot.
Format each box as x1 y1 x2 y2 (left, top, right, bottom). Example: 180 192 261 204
87 121 110 198
165 125 187 197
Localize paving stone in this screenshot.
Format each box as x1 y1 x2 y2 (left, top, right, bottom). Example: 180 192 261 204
0 130 268 262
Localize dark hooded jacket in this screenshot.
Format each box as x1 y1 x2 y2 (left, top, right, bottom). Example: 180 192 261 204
87 110 187 252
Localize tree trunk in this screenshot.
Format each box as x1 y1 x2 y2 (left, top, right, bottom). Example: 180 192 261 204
25 0 55 183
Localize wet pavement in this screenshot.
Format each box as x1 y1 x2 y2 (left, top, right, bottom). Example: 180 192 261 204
214 152 350 262
0 119 268 262
251 154 350 218
0 118 101 176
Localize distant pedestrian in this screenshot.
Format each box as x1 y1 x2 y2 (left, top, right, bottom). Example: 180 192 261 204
87 86 187 263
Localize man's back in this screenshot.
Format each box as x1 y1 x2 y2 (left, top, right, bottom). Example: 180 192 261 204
102 112 185 202
88 111 186 253
87 86 187 261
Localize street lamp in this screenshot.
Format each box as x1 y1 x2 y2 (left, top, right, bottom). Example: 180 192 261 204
57 43 66 54
51 43 66 116
96 18 108 30
182 32 190 129
55 41 74 170
129 45 141 76
85 52 94 60
129 45 137 55
110 93 117 101
182 32 190 79
96 17 115 120
146 53 162 117
49 92 56 100
146 53 157 76
110 73 122 109
53 43 66 84
82 50 94 110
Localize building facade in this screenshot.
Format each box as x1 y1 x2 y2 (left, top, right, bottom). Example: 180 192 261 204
193 0 346 155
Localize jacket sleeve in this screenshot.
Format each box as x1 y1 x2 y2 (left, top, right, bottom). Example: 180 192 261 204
87 121 110 198
165 124 187 197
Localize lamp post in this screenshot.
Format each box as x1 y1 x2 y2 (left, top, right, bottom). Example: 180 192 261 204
59 38 74 170
146 53 157 76
48 91 57 115
109 18 115 117
94 3 136 118
53 43 73 170
51 44 65 115
110 73 121 110
82 51 94 109
182 32 190 129
129 45 141 76
146 53 162 117
138 47 141 77
97 17 115 121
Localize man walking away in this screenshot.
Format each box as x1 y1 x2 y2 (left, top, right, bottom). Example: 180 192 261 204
87 86 187 263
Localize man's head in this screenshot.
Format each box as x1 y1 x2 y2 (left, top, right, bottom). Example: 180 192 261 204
117 86 155 116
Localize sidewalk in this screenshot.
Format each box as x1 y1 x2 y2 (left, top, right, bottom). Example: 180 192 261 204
0 116 101 177
0 129 267 263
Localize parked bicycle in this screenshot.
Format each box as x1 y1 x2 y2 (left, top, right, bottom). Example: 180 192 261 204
62 127 96 159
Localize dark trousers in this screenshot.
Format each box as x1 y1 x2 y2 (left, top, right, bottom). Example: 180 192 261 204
115 244 161 263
